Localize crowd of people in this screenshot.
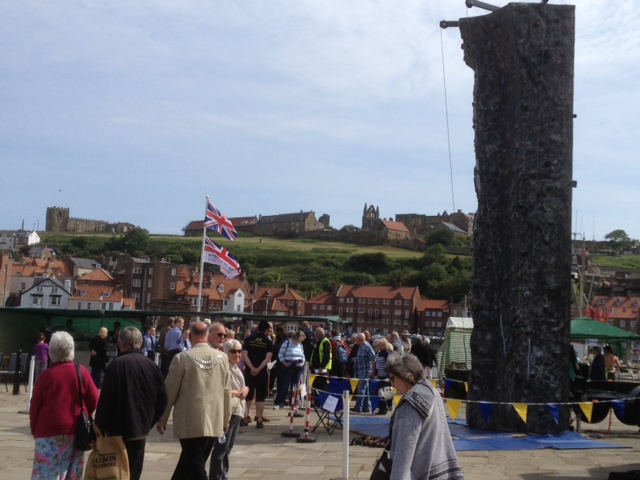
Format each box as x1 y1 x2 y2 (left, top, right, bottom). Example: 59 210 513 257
28 318 461 480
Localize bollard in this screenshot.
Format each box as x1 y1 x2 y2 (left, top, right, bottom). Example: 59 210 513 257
281 386 301 438
13 349 22 395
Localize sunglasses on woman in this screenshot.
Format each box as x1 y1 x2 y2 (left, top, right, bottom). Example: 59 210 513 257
228 349 242 354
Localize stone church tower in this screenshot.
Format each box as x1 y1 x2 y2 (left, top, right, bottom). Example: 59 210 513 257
46 207 70 232
362 203 379 230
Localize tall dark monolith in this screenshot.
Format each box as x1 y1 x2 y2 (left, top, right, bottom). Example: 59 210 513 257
460 3 575 433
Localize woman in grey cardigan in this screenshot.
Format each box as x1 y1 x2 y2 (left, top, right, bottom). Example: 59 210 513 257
385 354 463 480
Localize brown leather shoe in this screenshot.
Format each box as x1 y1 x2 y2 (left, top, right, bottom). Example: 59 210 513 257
254 416 270 423
244 416 252 424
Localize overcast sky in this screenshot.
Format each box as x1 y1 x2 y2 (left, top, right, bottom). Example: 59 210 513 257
1 1 638 241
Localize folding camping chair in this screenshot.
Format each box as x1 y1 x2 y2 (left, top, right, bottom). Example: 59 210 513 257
19 352 30 391
312 378 351 435
0 353 18 392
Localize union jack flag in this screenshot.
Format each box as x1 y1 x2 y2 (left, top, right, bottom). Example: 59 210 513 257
204 198 237 241
204 237 242 279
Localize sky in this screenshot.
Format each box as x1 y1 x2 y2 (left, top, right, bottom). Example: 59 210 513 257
1 1 638 241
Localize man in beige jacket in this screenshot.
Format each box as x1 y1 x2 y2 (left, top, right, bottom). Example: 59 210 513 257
157 321 231 480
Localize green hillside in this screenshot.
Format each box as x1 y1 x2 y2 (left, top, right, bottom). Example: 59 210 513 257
31 231 471 300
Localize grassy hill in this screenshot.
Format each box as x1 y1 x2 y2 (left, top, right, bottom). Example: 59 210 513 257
34 232 469 299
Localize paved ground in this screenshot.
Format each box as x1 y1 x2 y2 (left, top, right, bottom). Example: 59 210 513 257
2 390 640 479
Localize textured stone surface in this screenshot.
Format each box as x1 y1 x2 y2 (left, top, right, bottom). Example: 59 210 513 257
460 3 575 433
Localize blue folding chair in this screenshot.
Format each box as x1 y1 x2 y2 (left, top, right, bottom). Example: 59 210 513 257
312 378 351 435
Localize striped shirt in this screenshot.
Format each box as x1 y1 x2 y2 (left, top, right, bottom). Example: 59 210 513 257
278 339 305 366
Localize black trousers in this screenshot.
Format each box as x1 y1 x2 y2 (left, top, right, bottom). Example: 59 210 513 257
171 437 215 480
124 438 146 480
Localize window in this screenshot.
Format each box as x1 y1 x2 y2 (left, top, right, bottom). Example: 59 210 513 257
51 286 58 293
382 319 389 324
374 309 379 317
393 319 401 325
320 305 325 310
171 268 177 276
338 307 343 315
37 285 43 292
383 300 390 305
312 305 318 310
101 303 107 310
358 298 366 304
382 309 389 314
368 309 372 315
403 319 408 325
50 296 61 306
77 302 82 309
148 268 153 275
148 279 152 288
339 298 344 303
394 309 402 315
375 299 380 304
358 308 365 313
132 279 141 288
109 303 114 311
347 298 354 304
170 282 176 290
438 312 443 317
404 300 410 306
327 305 332 311
21 282 26 290
394 300 402 306
368 299 373 304
133 267 142 274
102 292 110 297
621 320 626 328
87 303 91 310
32 296 43 305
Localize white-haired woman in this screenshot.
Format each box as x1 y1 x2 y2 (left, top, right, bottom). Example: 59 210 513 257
30 331 99 480
372 337 392 415
383 354 463 480
209 338 249 480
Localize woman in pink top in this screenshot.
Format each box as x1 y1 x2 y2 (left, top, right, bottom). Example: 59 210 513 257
30 331 99 480
33 333 49 382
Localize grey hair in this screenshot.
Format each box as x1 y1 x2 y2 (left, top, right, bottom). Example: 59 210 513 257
209 322 226 334
119 326 143 350
293 330 306 342
49 331 75 363
223 338 242 353
386 353 425 386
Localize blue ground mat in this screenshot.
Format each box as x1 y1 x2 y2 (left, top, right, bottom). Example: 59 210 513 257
348 416 629 451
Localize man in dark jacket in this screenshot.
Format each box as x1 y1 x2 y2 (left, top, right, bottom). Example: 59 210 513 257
95 327 168 480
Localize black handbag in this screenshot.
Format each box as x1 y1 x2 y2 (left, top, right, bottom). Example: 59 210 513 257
370 443 392 480
74 364 96 451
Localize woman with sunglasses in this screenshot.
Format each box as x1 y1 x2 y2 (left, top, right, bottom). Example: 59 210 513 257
209 339 248 480
383 354 463 480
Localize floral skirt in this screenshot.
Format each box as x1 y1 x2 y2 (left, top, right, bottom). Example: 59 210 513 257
32 434 84 480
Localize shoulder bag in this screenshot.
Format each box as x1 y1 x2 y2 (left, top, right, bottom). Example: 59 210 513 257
370 442 392 480
75 363 97 451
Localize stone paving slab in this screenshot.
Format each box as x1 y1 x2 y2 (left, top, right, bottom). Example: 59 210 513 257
3 391 640 480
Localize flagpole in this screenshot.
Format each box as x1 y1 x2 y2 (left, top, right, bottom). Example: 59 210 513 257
197 195 208 317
